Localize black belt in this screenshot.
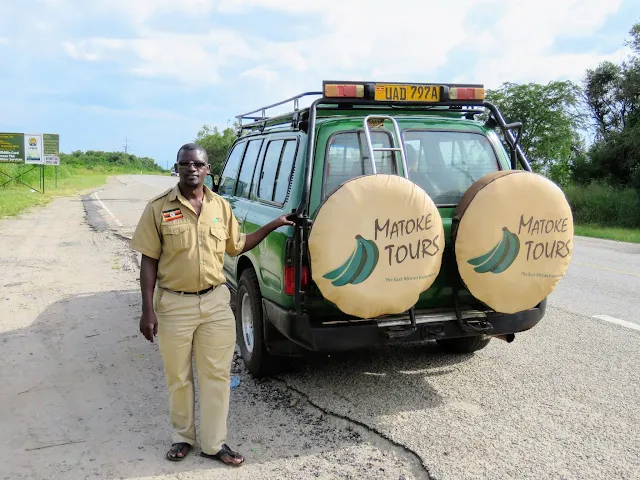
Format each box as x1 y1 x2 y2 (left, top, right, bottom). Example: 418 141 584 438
163 285 214 296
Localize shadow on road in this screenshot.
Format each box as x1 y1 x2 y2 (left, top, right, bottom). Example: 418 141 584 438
275 340 475 415
2 289 470 479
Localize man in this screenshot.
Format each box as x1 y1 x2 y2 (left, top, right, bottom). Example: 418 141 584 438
130 143 294 466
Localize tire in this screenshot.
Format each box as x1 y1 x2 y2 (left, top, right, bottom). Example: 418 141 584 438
235 268 275 378
436 336 491 354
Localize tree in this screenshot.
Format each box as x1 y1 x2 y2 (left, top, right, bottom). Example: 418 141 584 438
194 124 237 176
486 80 585 179
578 21 640 188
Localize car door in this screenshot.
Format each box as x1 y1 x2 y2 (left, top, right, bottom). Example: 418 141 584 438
217 137 265 287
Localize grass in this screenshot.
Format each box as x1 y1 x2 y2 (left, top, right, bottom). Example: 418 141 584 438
575 224 640 244
563 183 640 243
564 182 640 229
0 166 167 219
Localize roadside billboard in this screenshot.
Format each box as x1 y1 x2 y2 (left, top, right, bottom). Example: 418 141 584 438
0 133 25 163
43 133 60 165
24 134 44 164
0 133 60 164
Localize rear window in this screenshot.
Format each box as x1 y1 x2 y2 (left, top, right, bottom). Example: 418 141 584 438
324 130 396 197
403 130 500 204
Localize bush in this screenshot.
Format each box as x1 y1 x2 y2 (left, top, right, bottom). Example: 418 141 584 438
564 182 640 228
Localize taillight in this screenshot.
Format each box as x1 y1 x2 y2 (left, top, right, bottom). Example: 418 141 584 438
449 87 485 101
284 266 309 295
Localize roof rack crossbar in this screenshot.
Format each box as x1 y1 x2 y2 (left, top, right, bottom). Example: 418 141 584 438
235 91 324 132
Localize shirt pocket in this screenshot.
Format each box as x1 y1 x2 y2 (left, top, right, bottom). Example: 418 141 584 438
161 223 191 251
209 225 228 253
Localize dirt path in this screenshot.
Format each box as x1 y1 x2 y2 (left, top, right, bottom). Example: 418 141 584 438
0 190 426 480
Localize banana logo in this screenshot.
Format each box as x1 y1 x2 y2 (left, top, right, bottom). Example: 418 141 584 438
323 235 379 287
467 227 520 274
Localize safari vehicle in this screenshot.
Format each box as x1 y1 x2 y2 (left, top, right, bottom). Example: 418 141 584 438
208 81 573 377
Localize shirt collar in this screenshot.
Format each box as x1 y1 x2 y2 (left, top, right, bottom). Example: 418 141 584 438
168 183 215 202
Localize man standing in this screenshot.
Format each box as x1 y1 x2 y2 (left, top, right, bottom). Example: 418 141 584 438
131 143 294 466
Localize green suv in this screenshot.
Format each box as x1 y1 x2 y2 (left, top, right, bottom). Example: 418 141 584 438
210 81 557 377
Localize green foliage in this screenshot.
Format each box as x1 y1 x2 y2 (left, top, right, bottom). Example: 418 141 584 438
486 80 585 172
578 21 640 189
0 149 164 191
60 150 164 172
564 182 640 229
194 125 237 176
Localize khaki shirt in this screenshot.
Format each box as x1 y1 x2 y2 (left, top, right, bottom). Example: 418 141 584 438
130 184 246 293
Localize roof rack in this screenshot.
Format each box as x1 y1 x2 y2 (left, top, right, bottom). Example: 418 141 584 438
235 91 323 136
234 80 492 136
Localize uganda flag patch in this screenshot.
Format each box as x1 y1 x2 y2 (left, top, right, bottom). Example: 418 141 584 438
162 208 183 222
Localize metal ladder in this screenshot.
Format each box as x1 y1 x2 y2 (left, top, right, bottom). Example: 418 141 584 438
362 115 417 339
362 115 410 180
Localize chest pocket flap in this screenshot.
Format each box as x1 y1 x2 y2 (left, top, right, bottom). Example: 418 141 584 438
210 225 228 251
161 223 190 251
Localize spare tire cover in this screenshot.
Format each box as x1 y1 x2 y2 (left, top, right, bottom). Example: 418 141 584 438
308 174 445 319
453 170 574 314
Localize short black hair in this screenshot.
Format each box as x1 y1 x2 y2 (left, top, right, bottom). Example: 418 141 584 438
176 143 208 162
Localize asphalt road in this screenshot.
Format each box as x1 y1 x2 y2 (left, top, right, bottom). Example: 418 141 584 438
87 174 640 479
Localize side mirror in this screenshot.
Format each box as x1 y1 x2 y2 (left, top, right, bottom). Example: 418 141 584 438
204 173 218 193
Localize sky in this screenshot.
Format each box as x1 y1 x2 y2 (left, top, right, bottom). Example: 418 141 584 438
0 0 638 169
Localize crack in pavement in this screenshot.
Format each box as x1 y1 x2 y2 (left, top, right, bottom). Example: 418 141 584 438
272 376 436 480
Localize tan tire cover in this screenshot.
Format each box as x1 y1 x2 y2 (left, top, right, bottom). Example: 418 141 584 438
309 174 445 319
453 170 574 314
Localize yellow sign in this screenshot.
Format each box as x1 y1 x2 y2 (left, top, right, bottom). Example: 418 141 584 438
374 84 441 102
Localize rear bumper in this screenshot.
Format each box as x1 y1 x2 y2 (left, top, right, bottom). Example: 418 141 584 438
262 298 547 353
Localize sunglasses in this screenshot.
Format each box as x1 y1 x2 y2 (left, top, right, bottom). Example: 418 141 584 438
178 161 208 169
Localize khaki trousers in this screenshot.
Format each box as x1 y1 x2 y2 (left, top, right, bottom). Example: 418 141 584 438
153 284 236 455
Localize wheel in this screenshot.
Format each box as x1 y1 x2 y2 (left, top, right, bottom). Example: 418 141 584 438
235 268 275 378
436 336 491 354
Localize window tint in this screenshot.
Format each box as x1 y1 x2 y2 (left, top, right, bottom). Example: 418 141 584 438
258 140 284 201
218 142 246 196
236 139 262 199
403 130 500 204
324 131 395 197
256 139 298 205
273 140 297 204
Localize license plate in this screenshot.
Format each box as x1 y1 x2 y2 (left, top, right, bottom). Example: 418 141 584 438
374 83 441 102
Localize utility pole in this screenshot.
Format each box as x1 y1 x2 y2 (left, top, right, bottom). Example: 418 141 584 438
123 137 129 155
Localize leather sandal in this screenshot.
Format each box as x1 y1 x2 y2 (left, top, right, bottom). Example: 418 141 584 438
200 443 245 466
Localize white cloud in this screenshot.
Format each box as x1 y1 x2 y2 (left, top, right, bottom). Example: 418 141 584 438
93 0 214 25
62 29 253 87
58 0 628 95
240 66 280 84
465 0 625 87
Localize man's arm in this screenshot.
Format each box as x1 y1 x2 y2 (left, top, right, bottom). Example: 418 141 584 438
241 214 296 254
141 254 158 314
139 254 159 342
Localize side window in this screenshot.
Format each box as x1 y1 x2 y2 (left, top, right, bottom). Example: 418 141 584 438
236 139 263 199
273 140 297 204
257 140 284 201
324 131 395 197
218 142 246 196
